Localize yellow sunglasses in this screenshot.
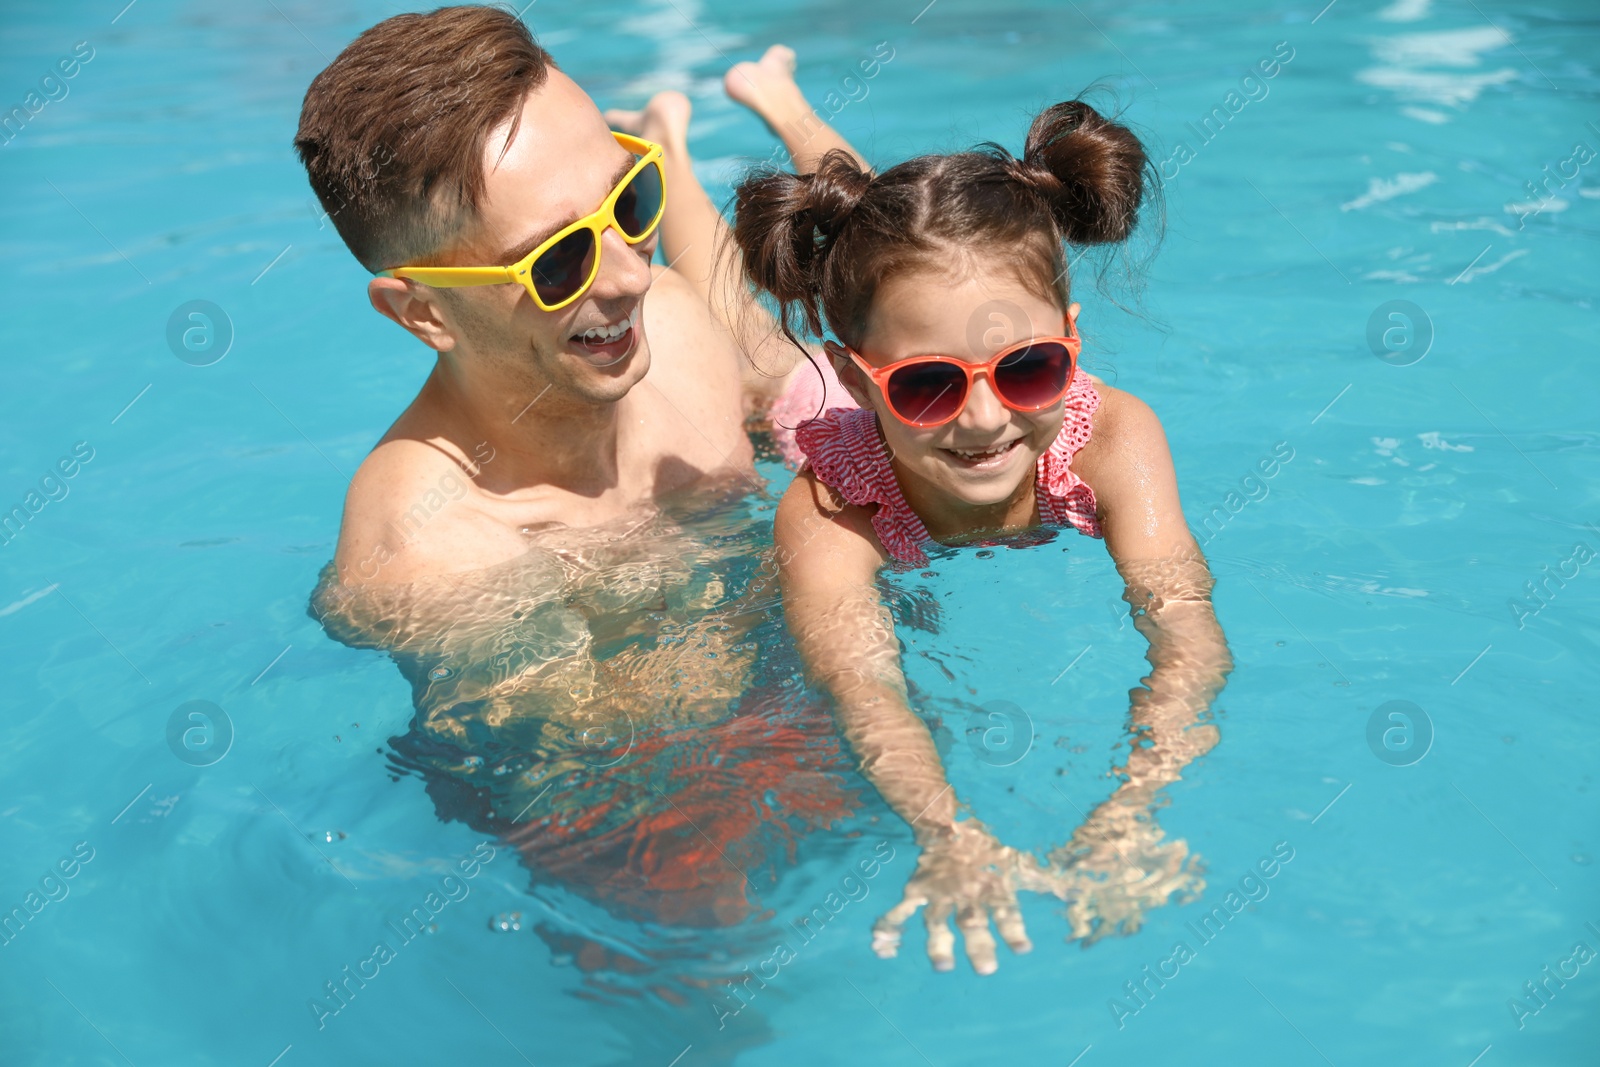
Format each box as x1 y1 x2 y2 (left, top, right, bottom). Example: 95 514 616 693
379 132 666 312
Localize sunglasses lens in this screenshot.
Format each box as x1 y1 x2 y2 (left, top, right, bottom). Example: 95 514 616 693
614 163 664 239
886 361 968 426
530 228 597 307
994 341 1073 409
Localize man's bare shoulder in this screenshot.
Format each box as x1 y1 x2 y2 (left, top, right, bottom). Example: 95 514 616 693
333 436 527 585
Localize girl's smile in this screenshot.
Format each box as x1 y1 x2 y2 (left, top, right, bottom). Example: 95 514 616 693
941 437 1024 468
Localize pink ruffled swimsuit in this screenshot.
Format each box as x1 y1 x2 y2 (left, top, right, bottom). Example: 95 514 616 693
779 364 1103 566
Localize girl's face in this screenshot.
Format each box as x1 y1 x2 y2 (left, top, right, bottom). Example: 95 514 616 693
836 259 1078 531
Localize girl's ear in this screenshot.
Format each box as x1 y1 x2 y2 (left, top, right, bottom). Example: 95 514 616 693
1064 302 1081 337
826 343 875 409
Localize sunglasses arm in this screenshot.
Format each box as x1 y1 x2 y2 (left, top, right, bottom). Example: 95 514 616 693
380 266 518 288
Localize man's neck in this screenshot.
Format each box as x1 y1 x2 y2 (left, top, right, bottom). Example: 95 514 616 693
421 359 622 496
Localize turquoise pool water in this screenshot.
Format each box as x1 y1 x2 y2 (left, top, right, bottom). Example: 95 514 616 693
3 0 1598 1064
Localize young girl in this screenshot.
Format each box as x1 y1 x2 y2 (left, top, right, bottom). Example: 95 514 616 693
730 92 1234 974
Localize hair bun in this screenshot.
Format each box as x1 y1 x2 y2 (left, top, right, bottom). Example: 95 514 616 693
801 151 873 238
1018 100 1148 245
732 150 872 343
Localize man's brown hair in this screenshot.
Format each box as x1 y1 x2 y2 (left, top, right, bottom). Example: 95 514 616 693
294 5 555 273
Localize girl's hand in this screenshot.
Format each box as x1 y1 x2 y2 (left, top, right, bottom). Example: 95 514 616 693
1047 809 1205 945
870 820 1046 975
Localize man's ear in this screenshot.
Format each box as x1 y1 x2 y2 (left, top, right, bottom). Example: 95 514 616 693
368 277 458 352
1065 302 1081 337
825 344 874 409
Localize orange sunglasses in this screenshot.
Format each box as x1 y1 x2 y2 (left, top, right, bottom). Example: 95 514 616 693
826 333 1080 428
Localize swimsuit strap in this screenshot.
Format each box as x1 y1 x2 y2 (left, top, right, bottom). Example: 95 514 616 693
795 373 1104 566
794 407 935 566
1035 370 1104 538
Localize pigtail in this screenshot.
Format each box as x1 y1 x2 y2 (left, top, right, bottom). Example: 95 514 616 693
1016 100 1149 246
732 149 872 350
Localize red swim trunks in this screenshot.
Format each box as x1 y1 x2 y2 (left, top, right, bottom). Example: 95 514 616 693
502 695 861 929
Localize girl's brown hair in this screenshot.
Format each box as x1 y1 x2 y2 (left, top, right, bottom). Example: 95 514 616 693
732 100 1155 352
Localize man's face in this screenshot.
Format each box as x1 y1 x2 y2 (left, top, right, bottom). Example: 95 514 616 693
438 70 657 405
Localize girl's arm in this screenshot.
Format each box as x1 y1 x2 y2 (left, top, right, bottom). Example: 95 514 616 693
775 471 1039 974
1083 385 1232 788
1052 385 1233 940
774 470 952 832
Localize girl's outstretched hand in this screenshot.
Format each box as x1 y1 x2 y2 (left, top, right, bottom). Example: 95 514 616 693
1047 809 1206 945
870 820 1049 975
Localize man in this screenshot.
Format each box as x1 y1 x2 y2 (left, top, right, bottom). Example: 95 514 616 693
297 9 923 1012
296 5 799 586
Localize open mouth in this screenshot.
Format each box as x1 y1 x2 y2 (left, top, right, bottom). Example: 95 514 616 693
570 305 641 366
940 438 1023 470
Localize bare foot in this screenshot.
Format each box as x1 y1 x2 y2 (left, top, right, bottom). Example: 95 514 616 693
723 44 811 136
603 90 691 153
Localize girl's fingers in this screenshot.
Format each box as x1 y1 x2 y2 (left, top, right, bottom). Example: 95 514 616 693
872 893 925 959
956 904 998 975
923 902 957 972
993 903 1032 955
878 893 925 931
